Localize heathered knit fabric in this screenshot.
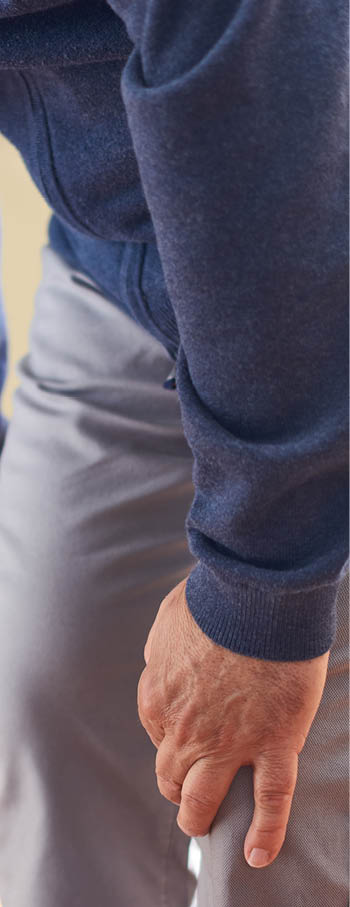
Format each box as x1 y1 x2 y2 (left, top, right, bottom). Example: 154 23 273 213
0 0 348 659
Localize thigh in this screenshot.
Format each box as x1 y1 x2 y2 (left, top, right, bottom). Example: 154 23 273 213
0 244 197 907
195 569 349 907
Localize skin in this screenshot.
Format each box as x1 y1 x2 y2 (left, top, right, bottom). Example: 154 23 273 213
137 576 330 868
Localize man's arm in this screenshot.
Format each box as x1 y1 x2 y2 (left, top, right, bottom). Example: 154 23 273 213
107 0 348 662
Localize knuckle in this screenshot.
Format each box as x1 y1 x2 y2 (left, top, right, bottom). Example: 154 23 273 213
157 775 182 804
255 823 287 836
138 678 159 721
157 773 180 788
255 789 292 811
182 789 216 814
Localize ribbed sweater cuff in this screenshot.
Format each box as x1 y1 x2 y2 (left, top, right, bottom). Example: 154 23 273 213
184 562 342 661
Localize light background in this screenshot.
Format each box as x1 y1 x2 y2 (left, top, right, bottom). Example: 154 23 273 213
0 135 50 417
0 133 201 903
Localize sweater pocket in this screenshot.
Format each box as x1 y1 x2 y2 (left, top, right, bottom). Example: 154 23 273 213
15 70 95 235
0 69 95 234
4 59 154 244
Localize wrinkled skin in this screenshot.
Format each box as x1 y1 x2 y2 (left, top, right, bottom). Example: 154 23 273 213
137 577 330 868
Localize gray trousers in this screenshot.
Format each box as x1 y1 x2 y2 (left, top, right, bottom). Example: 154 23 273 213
0 244 348 907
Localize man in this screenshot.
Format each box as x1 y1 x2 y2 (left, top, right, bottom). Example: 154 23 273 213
0 1 348 905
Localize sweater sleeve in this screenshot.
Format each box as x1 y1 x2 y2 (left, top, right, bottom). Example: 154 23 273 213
107 0 349 660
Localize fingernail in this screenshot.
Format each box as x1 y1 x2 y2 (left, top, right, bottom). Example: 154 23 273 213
247 848 270 867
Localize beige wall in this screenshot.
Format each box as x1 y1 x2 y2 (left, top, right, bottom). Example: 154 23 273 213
0 135 50 418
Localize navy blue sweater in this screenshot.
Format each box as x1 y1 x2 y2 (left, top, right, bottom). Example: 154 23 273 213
0 0 348 660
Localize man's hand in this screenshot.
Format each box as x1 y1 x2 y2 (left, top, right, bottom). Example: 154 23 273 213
137 577 330 868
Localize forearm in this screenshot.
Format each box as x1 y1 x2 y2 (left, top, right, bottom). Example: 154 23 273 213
72 2 349 655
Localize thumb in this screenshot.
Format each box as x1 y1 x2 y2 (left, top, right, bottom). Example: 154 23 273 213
244 749 299 869
177 757 239 838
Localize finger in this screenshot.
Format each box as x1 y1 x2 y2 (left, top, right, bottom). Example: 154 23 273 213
244 749 298 868
177 757 238 837
155 739 191 805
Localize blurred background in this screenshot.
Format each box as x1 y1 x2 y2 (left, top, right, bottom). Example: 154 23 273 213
0 134 50 418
